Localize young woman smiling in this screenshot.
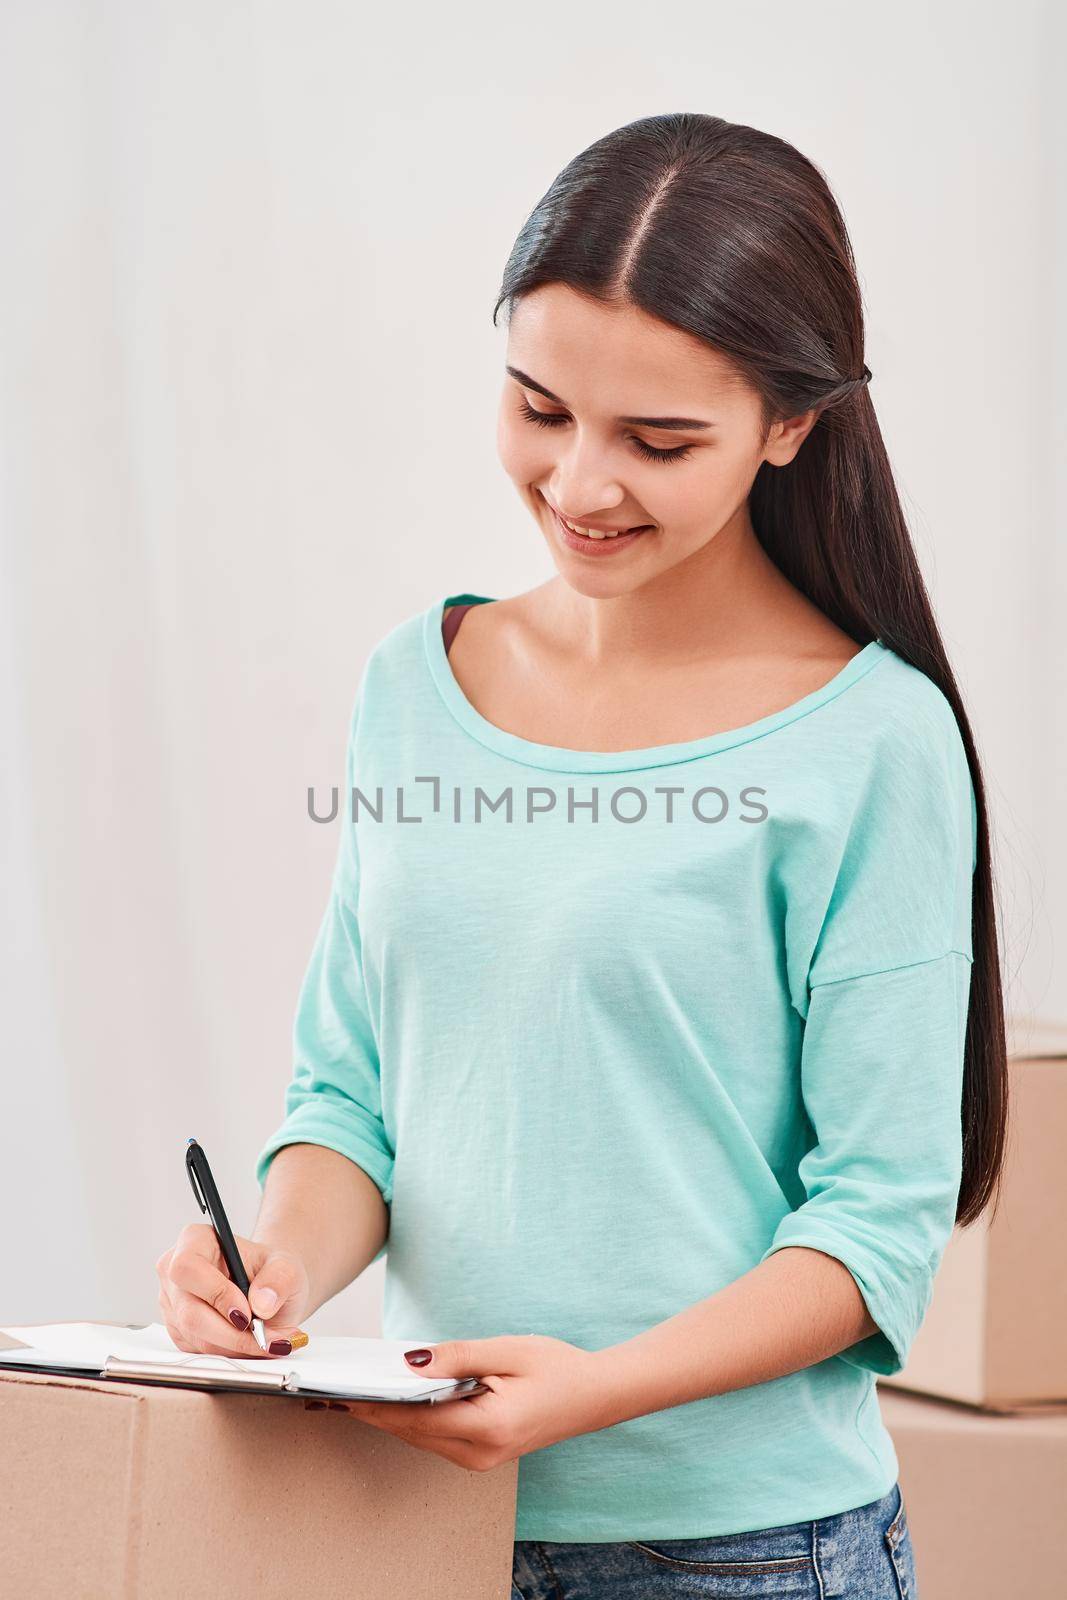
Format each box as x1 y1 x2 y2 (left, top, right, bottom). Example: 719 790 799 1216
157 113 1007 1599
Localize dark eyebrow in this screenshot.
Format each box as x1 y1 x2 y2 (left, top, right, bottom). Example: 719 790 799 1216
506 366 716 431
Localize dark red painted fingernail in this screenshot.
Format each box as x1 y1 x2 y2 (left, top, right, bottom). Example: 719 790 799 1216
269 1338 293 1356
404 1348 432 1366
229 1309 250 1331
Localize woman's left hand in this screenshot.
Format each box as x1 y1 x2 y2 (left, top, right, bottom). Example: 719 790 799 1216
303 1334 621 1472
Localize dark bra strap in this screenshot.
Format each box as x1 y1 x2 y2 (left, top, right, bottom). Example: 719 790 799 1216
442 602 476 657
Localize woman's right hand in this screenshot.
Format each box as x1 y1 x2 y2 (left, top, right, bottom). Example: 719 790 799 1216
156 1223 311 1357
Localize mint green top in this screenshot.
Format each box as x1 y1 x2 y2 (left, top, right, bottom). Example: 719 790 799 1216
256 592 977 1542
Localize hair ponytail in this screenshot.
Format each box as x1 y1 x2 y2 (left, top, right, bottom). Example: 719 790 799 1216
493 111 1008 1226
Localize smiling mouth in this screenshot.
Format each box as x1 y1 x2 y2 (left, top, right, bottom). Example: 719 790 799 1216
543 498 654 540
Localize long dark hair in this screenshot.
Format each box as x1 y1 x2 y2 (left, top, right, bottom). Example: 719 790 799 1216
492 112 1007 1227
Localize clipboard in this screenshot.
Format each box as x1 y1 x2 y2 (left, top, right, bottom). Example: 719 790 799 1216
0 1327 490 1404
0 1355 489 1403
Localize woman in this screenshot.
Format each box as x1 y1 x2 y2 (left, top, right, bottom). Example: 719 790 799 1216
156 113 1008 1598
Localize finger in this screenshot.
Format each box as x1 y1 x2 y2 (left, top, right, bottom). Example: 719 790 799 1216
171 1328 264 1359
156 1221 230 1286
246 1254 304 1322
168 1241 258 1331
400 1336 528 1379
159 1278 303 1359
171 1301 309 1359
158 1283 179 1343
310 1407 496 1470
159 1282 242 1358
324 1395 497 1439
315 1400 475 1445
167 1292 271 1357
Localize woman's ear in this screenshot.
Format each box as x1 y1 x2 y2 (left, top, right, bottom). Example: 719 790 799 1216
762 407 821 468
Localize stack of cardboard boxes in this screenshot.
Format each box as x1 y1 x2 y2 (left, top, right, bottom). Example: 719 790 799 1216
878 1017 1067 1598
0 1352 519 1598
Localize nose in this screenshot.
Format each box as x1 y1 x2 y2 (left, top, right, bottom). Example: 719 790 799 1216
548 436 626 521
547 419 630 505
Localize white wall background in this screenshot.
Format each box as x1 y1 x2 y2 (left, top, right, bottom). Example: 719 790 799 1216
1 0 1062 1334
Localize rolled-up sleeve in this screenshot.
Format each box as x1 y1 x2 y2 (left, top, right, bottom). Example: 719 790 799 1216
254 885 394 1206
763 681 978 1375
255 677 393 1260
760 949 972 1375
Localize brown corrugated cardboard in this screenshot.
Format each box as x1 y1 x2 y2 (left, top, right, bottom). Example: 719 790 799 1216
880 1385 1067 1600
880 1016 1067 1410
0 1361 517 1599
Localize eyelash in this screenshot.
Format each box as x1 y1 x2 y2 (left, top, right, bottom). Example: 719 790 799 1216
516 396 695 464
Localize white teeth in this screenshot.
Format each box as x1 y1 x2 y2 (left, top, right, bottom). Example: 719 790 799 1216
562 515 616 540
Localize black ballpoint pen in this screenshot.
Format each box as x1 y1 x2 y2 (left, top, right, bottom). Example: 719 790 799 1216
185 1137 270 1352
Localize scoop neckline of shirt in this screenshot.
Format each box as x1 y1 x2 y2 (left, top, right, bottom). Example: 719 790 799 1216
423 592 890 773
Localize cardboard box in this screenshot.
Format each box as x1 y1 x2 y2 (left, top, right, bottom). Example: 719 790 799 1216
880 1385 1067 1600
0 1360 517 1599
880 1016 1067 1410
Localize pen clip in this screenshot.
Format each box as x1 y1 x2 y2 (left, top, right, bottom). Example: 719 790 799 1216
186 1147 209 1216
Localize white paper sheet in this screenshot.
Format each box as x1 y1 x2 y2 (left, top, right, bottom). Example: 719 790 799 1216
0 1321 467 1399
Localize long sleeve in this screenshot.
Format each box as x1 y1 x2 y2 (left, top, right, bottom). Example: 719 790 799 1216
761 685 977 1376
254 679 393 1262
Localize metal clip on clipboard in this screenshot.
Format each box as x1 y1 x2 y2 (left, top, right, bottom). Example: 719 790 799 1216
98 1353 489 1402
101 1354 294 1391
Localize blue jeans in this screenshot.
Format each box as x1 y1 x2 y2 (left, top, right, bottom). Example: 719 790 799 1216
512 1481 916 1598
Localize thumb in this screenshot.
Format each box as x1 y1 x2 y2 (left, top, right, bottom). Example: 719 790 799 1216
249 1284 279 1318
404 1336 519 1376
248 1254 300 1320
